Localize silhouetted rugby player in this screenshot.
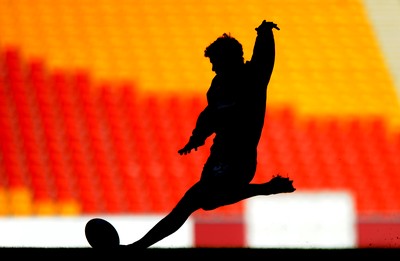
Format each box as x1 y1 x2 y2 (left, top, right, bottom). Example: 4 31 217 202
121 20 295 249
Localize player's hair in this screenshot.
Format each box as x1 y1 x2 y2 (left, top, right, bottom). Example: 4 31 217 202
204 33 244 63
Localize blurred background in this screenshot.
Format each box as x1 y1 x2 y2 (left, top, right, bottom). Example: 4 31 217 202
0 0 399 248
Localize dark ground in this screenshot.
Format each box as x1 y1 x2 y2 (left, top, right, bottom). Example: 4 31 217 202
1 247 400 259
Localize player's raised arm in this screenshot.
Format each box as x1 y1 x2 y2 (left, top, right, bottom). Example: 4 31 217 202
250 20 278 88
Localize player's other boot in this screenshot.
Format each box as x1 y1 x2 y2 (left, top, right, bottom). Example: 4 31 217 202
263 175 296 195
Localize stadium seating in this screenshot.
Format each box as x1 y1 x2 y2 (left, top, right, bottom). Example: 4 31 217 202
0 0 399 219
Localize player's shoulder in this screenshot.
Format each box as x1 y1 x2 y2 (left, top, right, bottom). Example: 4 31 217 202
244 60 254 69
243 61 257 75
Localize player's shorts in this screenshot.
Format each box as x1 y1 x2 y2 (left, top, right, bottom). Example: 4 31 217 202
196 158 256 210
200 158 256 184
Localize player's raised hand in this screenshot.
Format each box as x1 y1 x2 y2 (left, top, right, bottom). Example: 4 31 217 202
256 20 280 31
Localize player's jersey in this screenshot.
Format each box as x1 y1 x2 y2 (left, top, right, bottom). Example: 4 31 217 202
190 27 275 166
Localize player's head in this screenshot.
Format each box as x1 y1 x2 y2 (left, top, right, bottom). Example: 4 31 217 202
204 33 244 74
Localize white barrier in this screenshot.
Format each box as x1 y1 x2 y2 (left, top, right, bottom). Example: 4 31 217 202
245 190 356 248
0 214 194 248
